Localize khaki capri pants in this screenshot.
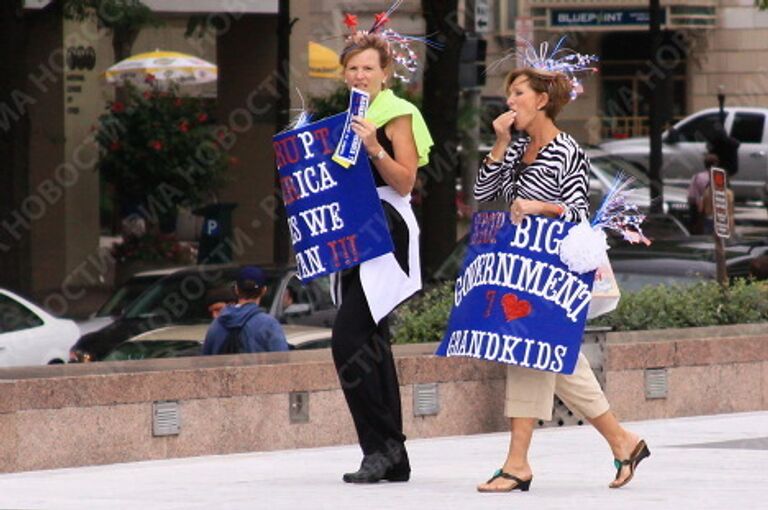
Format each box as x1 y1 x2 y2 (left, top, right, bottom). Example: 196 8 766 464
504 351 610 421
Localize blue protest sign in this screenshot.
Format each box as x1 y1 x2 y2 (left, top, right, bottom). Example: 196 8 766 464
435 212 595 375
273 112 394 281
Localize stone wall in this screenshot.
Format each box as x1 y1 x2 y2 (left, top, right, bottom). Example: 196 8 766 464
0 324 766 473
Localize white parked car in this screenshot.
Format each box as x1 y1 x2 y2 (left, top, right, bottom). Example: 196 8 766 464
101 323 333 361
600 107 768 202
0 288 80 367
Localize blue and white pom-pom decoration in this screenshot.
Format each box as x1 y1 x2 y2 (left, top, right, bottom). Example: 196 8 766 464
559 173 651 274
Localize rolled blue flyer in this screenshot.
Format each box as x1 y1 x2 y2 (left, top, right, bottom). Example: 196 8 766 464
332 87 370 168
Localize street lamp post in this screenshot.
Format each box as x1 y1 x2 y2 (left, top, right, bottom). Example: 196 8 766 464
717 84 726 126
648 0 664 214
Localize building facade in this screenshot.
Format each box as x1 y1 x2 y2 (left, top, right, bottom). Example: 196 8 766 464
4 0 767 304
1 1 280 303
481 0 768 143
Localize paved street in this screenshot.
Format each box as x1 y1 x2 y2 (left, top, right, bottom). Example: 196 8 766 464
1 411 766 510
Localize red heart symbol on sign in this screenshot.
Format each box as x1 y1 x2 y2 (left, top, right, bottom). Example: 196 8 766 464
501 293 532 321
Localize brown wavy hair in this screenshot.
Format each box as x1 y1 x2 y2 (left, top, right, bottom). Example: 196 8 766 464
505 68 573 120
340 32 392 72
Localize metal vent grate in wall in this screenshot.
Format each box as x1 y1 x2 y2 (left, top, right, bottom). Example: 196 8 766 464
413 383 439 416
153 401 181 436
645 368 668 400
289 391 309 423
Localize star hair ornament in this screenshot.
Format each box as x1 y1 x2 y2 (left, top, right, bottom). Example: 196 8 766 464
489 36 599 100
341 0 442 83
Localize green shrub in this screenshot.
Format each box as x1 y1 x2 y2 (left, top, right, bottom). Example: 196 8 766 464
588 279 768 331
392 279 768 343
309 83 421 121
392 281 454 344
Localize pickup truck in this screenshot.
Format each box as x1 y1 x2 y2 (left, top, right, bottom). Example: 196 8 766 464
599 107 768 203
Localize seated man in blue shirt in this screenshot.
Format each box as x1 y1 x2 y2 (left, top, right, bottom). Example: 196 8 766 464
202 266 288 354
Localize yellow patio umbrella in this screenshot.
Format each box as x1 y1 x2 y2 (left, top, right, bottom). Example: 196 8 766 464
104 50 217 86
309 42 342 79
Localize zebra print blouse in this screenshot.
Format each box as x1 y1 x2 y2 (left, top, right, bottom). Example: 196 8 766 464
474 131 590 223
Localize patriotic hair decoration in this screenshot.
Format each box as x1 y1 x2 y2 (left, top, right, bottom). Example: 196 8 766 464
341 0 442 83
490 36 599 100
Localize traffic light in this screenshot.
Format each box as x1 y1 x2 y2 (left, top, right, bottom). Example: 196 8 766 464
459 36 487 89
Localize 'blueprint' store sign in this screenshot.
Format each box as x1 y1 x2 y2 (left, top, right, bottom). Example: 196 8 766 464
551 8 667 28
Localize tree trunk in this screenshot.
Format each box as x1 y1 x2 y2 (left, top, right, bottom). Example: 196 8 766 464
109 26 139 229
112 26 139 104
420 0 463 276
0 2 33 291
273 0 291 264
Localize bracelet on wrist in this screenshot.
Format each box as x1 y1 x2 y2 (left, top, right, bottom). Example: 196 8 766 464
370 148 387 161
484 152 502 165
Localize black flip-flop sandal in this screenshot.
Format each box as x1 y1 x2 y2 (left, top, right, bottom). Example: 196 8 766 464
477 469 533 493
610 439 650 489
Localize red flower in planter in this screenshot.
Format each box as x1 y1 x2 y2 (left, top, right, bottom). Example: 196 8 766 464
94 85 230 215
174 98 183 107
145 73 157 84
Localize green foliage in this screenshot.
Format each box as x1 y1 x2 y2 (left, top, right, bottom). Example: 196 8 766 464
308 85 350 121
308 83 422 121
590 279 768 331
185 13 234 38
758 0 768 10
94 82 229 210
391 279 768 344
392 281 454 344
62 0 161 31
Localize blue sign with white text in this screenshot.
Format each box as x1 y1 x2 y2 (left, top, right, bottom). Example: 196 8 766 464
551 8 667 27
272 112 393 281
435 212 595 375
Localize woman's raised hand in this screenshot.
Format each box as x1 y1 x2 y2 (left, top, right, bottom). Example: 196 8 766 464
351 116 379 153
492 110 517 144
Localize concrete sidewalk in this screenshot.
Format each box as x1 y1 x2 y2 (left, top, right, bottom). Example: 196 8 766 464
1 411 766 510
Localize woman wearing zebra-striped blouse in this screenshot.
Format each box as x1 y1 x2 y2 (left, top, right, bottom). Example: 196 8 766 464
475 68 649 493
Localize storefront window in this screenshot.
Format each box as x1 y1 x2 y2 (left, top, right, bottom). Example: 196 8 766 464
600 31 687 139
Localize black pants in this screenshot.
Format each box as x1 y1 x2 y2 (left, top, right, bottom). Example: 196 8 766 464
331 266 406 456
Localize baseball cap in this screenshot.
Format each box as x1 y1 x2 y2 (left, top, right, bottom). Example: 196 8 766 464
236 265 267 290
